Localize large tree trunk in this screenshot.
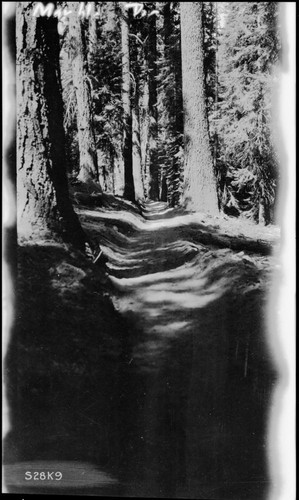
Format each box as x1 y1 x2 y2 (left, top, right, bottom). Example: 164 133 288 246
140 76 151 198
67 2 100 184
120 3 135 202
147 10 159 200
87 2 97 70
132 91 145 200
16 2 86 249
180 2 218 215
156 2 183 207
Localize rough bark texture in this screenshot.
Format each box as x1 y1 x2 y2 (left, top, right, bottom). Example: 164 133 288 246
16 2 86 249
180 2 219 214
156 2 183 207
140 77 150 198
67 2 99 184
87 2 97 69
147 11 159 200
132 94 145 200
121 3 135 202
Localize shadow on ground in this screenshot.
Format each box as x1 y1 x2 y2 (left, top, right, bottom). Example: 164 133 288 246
4 201 279 499
3 243 133 496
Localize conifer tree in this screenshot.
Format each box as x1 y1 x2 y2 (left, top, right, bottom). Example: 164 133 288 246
16 2 86 248
66 2 100 184
180 2 219 214
216 2 280 224
120 2 135 201
156 2 183 206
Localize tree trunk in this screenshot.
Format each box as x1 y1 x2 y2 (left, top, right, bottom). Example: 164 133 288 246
132 91 145 200
156 2 183 207
156 2 166 200
120 2 135 202
180 2 218 215
147 10 159 200
16 2 86 249
87 2 97 70
140 77 151 198
67 2 100 184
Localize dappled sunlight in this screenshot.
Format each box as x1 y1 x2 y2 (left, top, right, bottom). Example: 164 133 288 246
109 258 202 289
79 204 278 264
78 205 279 241
7 200 278 499
155 320 190 335
139 289 223 310
78 208 146 231
103 241 200 266
66 200 279 498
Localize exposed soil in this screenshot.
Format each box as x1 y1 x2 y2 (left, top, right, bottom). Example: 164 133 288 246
3 196 280 499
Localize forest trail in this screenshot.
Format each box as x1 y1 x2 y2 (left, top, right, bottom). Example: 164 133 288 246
78 200 278 499
4 200 279 499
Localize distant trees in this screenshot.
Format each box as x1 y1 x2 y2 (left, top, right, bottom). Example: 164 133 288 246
120 2 135 201
17 1 281 229
87 2 125 195
146 4 159 200
157 1 183 206
16 2 86 248
215 2 280 224
180 2 219 214
66 2 100 184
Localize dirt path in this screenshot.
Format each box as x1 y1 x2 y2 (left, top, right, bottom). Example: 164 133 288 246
4 201 279 499
80 201 278 499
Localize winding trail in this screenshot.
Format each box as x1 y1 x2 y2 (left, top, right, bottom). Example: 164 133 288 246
80 200 278 499
4 201 278 499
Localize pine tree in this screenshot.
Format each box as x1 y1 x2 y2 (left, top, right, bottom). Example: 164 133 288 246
147 3 159 200
216 2 280 224
180 2 219 214
88 1 125 196
120 2 135 201
130 21 146 200
16 2 86 249
156 2 183 206
66 1 100 184
130 3 160 200
202 2 217 115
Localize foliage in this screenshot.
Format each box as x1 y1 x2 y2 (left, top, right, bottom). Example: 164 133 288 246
85 3 123 159
202 2 217 114
58 1 281 222
156 2 184 206
214 2 281 224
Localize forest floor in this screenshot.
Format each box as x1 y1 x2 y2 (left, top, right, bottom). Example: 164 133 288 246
4 193 281 499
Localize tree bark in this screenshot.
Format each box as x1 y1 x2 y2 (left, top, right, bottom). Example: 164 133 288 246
120 2 135 202
147 10 159 200
180 2 219 215
87 2 97 70
132 91 145 200
16 2 86 249
67 2 100 184
156 2 183 207
140 76 151 198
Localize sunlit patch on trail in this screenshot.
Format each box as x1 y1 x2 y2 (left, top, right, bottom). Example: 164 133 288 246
149 321 190 337
78 206 279 243
141 290 222 310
